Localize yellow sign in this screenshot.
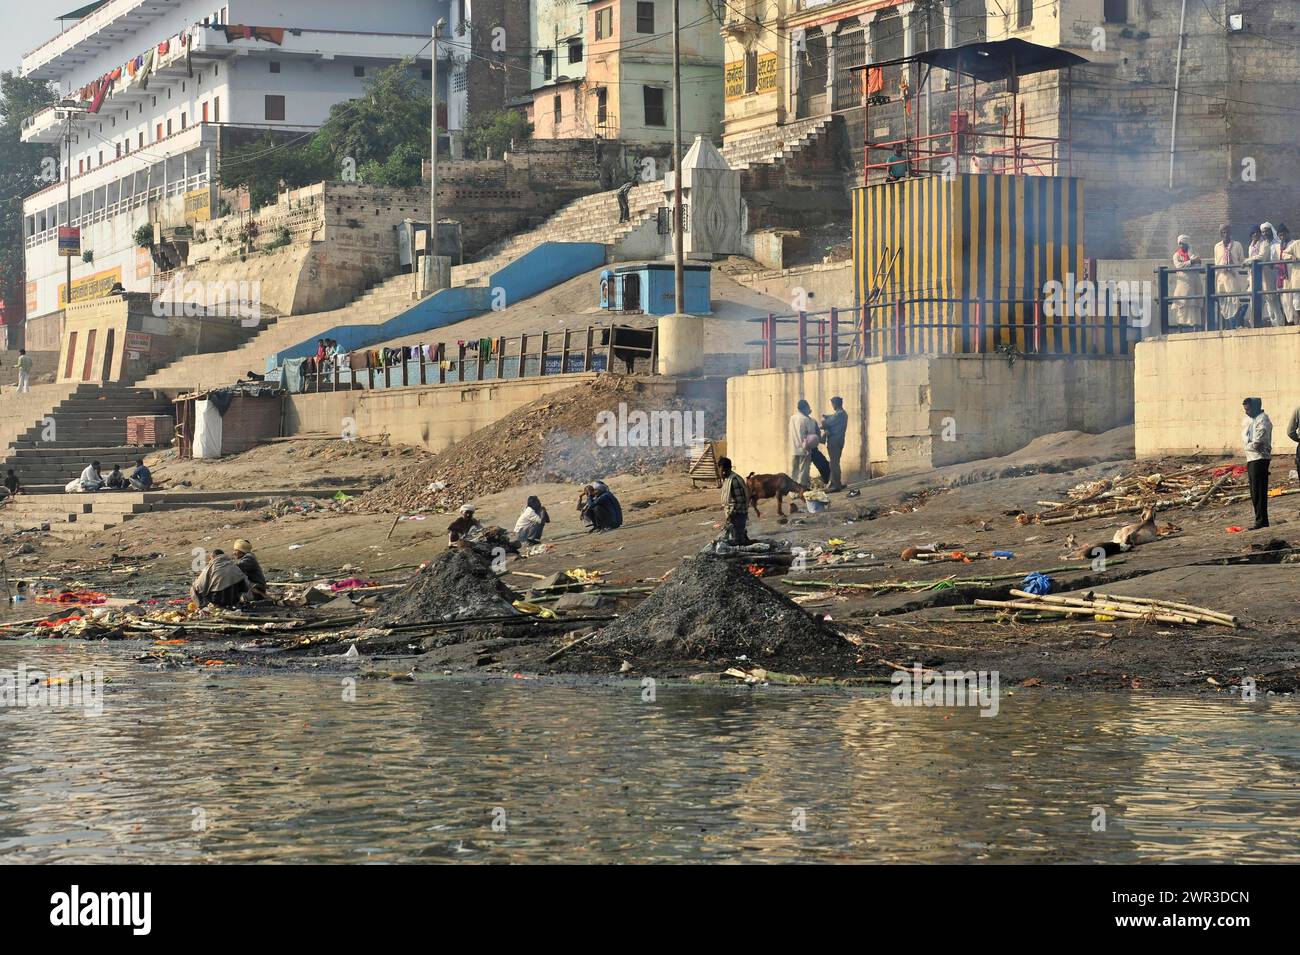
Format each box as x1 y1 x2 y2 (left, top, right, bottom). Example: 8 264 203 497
135 245 153 280
58 267 123 307
756 53 778 93
724 60 745 101
184 187 212 224
26 281 37 315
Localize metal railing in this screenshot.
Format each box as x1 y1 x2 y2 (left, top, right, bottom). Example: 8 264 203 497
295 324 658 393
1155 261 1296 333
752 295 1133 367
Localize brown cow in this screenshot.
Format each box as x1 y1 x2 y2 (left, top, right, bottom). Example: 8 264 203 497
745 472 807 518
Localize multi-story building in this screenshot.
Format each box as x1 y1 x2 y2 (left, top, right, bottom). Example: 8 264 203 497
528 0 724 144
18 0 489 321
528 0 589 137
723 0 1300 258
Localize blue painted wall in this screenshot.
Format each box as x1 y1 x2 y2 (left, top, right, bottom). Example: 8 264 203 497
267 241 608 370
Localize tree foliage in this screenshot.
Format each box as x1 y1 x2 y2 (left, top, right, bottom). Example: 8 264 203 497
465 109 533 160
0 72 57 304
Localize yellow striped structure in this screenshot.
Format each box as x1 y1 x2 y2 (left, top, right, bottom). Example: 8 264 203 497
853 174 1128 355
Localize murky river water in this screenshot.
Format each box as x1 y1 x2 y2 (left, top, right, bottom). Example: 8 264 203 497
1 643 1297 863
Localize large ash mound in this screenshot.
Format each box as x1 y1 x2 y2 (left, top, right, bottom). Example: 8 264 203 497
582 555 854 666
371 547 518 624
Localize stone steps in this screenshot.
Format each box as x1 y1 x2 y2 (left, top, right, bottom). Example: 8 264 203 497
451 119 837 287
136 273 424 390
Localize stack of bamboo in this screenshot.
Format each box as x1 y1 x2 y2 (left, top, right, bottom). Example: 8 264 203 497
975 588 1237 627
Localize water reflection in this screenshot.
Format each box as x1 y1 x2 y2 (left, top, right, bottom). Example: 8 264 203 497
0 645 1296 863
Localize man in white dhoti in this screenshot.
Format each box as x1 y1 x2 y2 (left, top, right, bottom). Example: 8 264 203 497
1170 235 1203 328
1247 222 1286 327
1277 224 1300 324
1212 224 1247 326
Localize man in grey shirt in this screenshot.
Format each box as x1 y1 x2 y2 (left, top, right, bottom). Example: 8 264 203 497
1242 396 1272 529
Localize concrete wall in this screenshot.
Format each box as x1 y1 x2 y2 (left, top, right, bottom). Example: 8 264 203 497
1134 327 1300 460
284 372 605 451
728 354 1134 480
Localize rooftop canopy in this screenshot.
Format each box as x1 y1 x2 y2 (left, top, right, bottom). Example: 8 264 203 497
852 38 1090 83
57 1 110 20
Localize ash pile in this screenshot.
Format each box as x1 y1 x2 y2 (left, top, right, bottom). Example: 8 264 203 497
370 547 519 625
575 555 855 669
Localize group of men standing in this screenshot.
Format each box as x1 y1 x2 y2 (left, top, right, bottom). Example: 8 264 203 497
788 397 849 492
1174 223 1300 327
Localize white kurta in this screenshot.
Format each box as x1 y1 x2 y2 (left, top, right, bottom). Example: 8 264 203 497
1170 250 1203 327
1213 239 1246 320
1282 240 1300 320
1246 240 1285 327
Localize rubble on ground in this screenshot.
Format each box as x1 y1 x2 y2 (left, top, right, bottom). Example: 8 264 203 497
355 377 725 514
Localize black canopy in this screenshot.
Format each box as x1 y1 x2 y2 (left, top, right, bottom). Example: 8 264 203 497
852 38 1089 82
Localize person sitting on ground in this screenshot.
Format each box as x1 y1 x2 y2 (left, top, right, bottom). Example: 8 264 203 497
513 496 551 545
77 461 105 493
129 458 153 491
232 539 268 600
190 549 251 609
105 464 128 490
579 480 623 532
447 504 483 546
3 469 22 497
719 457 751 546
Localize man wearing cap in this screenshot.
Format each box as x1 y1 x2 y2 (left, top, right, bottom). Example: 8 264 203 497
448 504 482 546
1247 223 1285 326
1242 397 1273 530
1170 235 1203 327
233 539 268 600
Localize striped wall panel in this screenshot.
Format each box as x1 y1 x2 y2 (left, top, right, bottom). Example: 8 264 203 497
853 174 1127 355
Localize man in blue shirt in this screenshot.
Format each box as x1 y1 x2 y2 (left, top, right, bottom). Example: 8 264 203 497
129 458 153 491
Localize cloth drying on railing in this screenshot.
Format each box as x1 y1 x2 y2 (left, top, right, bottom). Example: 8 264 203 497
222 25 286 45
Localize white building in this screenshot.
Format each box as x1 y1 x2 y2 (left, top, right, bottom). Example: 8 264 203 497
20 0 469 320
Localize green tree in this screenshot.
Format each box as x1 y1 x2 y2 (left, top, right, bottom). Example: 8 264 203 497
219 134 332 209
0 72 57 308
465 109 532 160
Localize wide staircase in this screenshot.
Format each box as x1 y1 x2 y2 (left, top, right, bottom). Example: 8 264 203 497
717 115 835 171
452 117 838 287
1 383 173 493
136 272 423 390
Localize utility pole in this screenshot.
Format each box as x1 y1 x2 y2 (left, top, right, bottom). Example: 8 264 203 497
431 18 445 281
65 109 74 305
672 0 684 314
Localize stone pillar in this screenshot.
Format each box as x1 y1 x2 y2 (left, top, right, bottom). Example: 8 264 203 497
943 0 958 49
824 29 837 109
859 13 875 59
657 313 705 376
899 2 917 59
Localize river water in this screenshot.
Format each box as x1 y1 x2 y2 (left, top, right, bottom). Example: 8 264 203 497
1 643 1297 863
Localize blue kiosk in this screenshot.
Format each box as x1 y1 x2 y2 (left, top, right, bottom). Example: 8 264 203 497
599 262 712 315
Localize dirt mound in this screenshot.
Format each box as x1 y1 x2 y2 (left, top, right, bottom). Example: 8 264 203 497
371 547 519 624
356 377 724 513
578 555 855 669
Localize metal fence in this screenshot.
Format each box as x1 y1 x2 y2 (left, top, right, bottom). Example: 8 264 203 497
751 296 1133 368
296 324 657 393
1155 261 1297 333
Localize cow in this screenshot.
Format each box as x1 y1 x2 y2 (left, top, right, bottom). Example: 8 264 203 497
745 472 808 519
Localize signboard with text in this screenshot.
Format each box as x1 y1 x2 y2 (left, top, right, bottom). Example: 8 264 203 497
58 226 81 257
